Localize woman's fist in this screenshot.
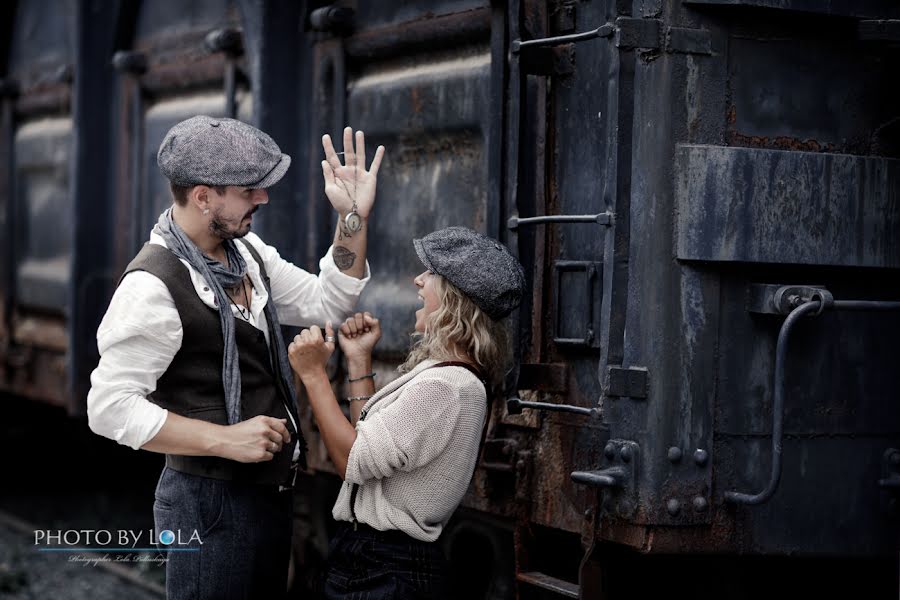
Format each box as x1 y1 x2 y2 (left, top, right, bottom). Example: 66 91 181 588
337 312 381 361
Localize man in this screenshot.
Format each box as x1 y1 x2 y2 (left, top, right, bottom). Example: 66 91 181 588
87 116 384 599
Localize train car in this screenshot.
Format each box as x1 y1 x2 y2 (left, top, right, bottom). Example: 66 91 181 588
2 1 898 598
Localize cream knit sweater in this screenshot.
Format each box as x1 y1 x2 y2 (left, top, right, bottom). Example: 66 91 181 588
332 359 487 542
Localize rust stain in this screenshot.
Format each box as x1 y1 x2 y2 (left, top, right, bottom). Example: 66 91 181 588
726 105 736 125
727 131 836 153
409 86 423 115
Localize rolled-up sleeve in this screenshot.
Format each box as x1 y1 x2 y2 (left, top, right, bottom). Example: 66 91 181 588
344 379 461 484
87 271 181 450
245 233 370 327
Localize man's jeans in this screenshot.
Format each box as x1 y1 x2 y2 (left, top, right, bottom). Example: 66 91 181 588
153 467 293 599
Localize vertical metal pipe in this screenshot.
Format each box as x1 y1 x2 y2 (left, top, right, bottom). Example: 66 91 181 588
128 78 143 257
725 300 820 505
224 58 237 119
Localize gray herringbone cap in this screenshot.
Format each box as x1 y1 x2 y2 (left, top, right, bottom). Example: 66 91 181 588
414 227 526 320
157 116 291 188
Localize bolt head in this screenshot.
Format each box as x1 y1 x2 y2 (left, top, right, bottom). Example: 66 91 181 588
604 443 616 460
667 447 683 463
666 498 681 516
694 448 709 466
692 496 709 512
620 446 633 463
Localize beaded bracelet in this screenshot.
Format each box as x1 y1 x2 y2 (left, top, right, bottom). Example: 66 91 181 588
344 395 372 403
347 372 376 383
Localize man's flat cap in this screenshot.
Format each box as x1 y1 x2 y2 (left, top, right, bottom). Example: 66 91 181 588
157 115 291 188
414 227 525 320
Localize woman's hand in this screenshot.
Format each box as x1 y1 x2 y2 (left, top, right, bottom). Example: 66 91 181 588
337 312 381 362
321 127 385 219
288 323 336 383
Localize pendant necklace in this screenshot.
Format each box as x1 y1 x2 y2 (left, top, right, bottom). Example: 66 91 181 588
227 279 250 321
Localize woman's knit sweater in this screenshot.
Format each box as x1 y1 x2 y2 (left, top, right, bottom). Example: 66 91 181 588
331 359 487 542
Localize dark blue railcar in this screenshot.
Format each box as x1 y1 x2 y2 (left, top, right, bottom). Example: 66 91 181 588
1 1 898 597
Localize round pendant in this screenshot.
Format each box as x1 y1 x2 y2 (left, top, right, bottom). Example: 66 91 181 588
344 211 362 233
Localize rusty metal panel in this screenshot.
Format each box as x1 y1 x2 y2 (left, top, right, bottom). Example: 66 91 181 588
675 144 900 268
13 118 72 313
683 0 900 18
726 34 898 157
346 47 494 353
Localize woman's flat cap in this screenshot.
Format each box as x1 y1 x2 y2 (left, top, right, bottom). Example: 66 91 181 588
414 227 525 320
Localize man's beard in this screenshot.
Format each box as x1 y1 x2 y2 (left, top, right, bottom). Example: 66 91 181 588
209 208 252 240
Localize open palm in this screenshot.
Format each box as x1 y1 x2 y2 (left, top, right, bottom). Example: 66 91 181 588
321 127 385 218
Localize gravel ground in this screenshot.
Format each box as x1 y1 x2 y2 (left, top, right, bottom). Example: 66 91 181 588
0 396 167 598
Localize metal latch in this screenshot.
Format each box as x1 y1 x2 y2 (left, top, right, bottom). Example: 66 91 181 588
571 439 639 518
507 397 598 418
508 212 613 230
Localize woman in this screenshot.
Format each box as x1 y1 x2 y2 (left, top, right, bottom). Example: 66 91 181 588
287 226 525 599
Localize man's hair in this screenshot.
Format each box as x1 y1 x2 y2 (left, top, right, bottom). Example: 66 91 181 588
400 274 511 390
169 182 228 206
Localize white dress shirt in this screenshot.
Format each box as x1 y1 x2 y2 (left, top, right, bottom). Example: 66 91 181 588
87 230 370 453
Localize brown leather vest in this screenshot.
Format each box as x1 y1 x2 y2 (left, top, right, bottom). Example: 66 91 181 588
122 241 303 486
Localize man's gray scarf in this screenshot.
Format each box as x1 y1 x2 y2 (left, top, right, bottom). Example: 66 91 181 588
153 208 298 426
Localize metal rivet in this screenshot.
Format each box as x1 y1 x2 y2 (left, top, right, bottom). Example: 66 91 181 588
604 443 616 460
210 120 220 127
203 287 209 291
694 449 708 466
667 447 682 463
620 446 633 463
692 496 709 512
584 507 593 519
666 498 681 516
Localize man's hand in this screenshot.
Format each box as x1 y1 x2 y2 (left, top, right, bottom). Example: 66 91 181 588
215 415 291 463
338 312 381 362
288 323 336 382
321 127 385 218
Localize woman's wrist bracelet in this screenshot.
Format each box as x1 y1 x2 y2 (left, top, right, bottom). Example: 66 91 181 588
347 372 376 383
344 395 372 403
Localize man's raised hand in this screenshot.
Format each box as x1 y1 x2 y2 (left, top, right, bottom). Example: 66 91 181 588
321 127 385 218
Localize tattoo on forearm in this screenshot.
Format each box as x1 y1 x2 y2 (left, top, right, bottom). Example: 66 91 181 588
333 246 357 271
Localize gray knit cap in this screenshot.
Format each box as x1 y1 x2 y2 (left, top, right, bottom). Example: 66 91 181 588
157 115 291 188
413 227 525 320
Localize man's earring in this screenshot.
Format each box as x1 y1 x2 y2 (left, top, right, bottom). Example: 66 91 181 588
202 208 210 215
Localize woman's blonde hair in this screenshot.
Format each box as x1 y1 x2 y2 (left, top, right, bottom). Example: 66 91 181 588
400 274 511 389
